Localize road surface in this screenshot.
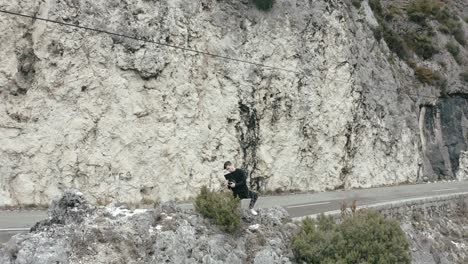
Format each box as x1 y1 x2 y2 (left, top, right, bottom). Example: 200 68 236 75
1 180 467 244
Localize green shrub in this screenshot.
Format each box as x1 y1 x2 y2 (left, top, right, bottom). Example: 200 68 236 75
372 25 383 41
194 186 240 233
408 11 428 25
453 27 466 46
253 0 275 11
292 210 411 264
454 55 464 65
461 70 468 83
406 0 465 46
408 34 438 59
369 0 410 60
446 41 460 57
434 6 452 24
438 18 466 45
446 41 463 64
369 0 383 18
352 0 362 9
414 66 440 84
384 4 402 21
407 0 443 24
439 18 458 34
419 0 444 14
383 27 410 59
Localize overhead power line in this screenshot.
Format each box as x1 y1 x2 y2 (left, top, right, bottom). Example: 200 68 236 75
0 9 462 101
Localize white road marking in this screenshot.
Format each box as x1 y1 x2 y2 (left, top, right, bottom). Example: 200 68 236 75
0 228 29 232
286 201 331 209
432 188 458 192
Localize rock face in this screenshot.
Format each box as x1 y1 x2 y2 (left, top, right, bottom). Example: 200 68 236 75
401 199 468 264
457 151 468 180
0 190 298 264
420 94 468 180
0 0 467 206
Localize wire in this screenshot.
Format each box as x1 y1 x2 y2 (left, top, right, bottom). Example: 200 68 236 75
0 9 299 74
1 10 468 135
0 9 462 101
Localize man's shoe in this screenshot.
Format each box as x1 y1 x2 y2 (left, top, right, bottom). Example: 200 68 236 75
250 209 258 216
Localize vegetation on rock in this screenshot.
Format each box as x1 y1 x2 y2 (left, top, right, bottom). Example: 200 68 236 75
194 186 241 233
292 210 411 264
414 66 440 84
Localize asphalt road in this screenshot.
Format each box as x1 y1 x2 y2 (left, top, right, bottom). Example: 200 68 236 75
0 210 47 244
1 180 467 244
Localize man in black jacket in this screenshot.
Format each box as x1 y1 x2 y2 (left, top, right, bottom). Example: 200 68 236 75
224 161 258 215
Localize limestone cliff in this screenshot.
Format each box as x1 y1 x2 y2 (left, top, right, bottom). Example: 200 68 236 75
0 0 467 206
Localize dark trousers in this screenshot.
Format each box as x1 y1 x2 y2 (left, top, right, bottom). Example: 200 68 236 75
233 190 258 209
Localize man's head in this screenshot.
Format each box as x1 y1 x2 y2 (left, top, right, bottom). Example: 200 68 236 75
224 161 236 172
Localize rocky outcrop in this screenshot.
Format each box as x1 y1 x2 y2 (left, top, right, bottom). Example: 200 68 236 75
401 196 468 264
0 0 467 206
457 151 468 180
419 84 468 180
2 190 468 263
402 214 468 264
0 190 298 264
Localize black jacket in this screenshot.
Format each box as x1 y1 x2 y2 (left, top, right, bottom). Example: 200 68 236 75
224 168 249 198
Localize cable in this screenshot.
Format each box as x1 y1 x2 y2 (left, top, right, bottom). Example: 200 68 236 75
0 9 299 74
0 9 463 101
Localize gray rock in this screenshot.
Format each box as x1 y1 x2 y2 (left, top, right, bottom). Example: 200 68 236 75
0 190 299 263
253 248 280 264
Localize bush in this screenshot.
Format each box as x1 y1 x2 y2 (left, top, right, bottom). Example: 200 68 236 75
352 0 362 9
461 70 468 83
383 27 410 59
414 66 440 84
439 18 466 46
408 34 438 59
446 41 463 64
446 41 460 57
439 18 458 34
406 0 444 24
384 4 402 21
292 210 411 264
194 186 240 233
372 25 383 41
369 0 411 60
253 0 275 11
368 0 383 18
407 0 443 24
453 27 466 46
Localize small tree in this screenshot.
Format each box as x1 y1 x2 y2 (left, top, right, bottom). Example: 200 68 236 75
292 210 411 264
194 186 240 233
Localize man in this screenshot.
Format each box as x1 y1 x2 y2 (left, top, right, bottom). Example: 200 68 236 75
223 161 258 215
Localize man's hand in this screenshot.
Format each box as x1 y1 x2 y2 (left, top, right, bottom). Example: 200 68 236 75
228 181 236 188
